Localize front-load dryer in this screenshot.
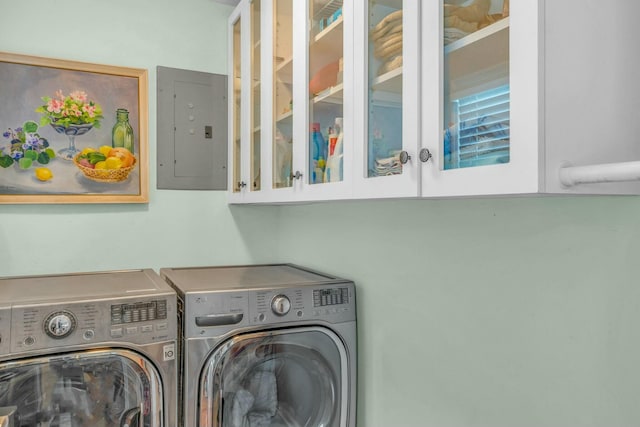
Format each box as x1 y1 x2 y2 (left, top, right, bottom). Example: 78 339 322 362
160 264 357 427
0 269 178 427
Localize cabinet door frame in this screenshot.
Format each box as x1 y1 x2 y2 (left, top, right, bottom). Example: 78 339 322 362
227 1 249 203
262 0 353 203
420 0 541 197
352 0 422 199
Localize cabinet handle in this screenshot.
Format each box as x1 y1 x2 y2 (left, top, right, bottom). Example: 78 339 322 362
419 148 432 163
238 181 247 188
290 171 303 180
399 151 411 165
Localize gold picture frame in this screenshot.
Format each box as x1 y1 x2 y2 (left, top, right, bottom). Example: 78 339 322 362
0 52 148 204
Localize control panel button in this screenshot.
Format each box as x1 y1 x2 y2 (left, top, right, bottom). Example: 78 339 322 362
156 323 168 331
271 295 291 316
126 326 138 335
111 328 123 338
141 325 153 333
24 336 36 346
258 313 266 322
83 330 95 340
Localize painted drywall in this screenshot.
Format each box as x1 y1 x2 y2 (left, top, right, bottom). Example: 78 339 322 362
0 0 279 276
275 197 640 427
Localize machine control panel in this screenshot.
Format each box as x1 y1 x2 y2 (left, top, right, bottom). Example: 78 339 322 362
249 283 355 325
0 306 10 356
110 300 168 324
9 297 175 354
313 287 349 307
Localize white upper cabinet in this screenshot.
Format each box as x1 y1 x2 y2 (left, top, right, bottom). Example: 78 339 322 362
229 0 353 203
229 0 640 203
420 0 640 197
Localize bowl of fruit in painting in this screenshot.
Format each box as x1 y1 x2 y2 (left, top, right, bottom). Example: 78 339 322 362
74 146 136 183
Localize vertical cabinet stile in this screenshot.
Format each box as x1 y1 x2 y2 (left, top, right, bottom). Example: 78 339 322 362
228 4 244 203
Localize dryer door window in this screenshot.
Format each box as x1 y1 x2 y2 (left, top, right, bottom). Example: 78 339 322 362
200 326 349 427
0 349 163 427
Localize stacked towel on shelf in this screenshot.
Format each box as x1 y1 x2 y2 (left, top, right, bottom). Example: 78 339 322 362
443 0 510 45
374 153 402 176
371 9 403 76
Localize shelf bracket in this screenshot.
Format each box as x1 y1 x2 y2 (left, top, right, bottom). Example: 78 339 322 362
560 161 640 187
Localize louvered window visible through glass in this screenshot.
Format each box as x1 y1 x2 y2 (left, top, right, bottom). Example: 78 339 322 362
444 84 510 170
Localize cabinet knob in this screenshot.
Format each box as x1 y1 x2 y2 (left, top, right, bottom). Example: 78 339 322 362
419 148 432 163
290 171 303 180
399 151 411 165
238 181 247 188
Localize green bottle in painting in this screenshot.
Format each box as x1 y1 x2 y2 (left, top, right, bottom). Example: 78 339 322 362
112 108 134 154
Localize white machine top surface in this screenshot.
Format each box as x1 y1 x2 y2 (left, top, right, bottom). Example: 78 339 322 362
161 264 341 292
0 269 172 305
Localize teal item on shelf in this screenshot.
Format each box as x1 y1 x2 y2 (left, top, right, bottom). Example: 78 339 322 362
310 122 326 184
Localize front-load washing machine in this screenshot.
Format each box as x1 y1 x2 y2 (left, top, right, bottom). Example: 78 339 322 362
0 269 178 427
160 264 356 427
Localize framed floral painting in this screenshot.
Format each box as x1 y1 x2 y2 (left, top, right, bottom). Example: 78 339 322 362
0 52 148 203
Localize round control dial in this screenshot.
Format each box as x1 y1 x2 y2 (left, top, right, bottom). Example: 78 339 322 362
44 311 77 339
271 295 291 316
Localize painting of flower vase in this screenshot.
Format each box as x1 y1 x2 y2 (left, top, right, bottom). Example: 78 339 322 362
0 52 148 204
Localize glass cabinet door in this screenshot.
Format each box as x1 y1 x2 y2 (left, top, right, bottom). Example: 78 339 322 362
354 0 420 198
308 0 344 186
367 0 403 179
251 0 262 191
442 0 510 171
230 12 243 194
272 0 294 190
422 0 538 197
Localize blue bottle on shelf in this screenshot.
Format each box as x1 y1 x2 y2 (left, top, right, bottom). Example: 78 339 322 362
310 122 326 184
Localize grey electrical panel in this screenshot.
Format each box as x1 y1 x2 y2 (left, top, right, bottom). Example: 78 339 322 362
157 66 227 190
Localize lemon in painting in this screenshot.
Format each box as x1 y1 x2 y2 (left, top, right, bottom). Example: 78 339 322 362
105 157 123 169
94 161 107 170
81 147 96 156
35 167 53 181
99 145 113 157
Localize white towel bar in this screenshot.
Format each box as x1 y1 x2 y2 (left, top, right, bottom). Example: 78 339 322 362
560 161 640 187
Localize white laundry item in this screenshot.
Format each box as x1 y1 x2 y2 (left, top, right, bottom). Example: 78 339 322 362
247 411 273 427
378 55 403 76
246 370 277 416
371 9 403 39
231 389 255 427
230 370 279 427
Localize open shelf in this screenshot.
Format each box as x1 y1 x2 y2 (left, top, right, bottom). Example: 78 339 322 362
313 16 343 51
276 110 293 123
313 83 343 105
445 17 509 55
372 66 402 94
275 56 293 83
313 0 342 21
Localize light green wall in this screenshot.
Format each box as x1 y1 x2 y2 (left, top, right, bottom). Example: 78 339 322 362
275 197 640 427
4 1 640 427
0 0 278 277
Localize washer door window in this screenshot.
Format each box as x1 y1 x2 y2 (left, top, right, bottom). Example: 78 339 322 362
0 349 163 427
200 327 349 427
